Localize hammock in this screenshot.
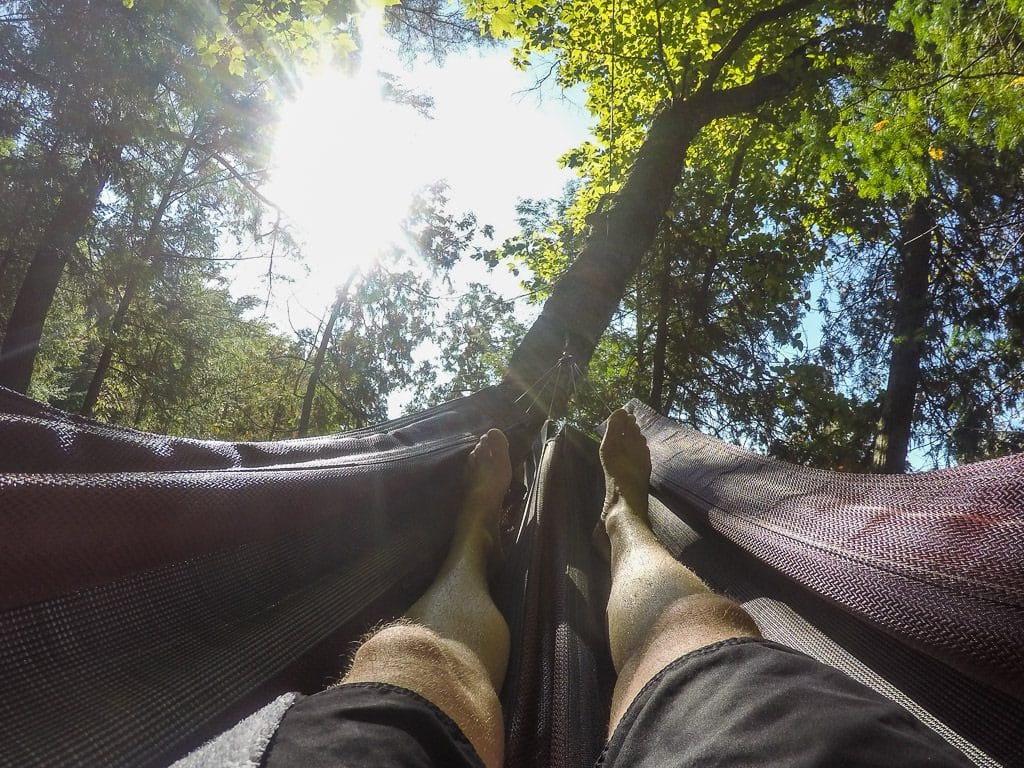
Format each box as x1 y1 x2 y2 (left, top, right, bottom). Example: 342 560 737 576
0 387 1021 768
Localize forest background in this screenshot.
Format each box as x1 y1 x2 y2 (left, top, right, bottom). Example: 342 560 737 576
0 0 1022 473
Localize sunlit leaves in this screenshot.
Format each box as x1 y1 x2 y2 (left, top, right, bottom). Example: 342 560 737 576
464 0 854 247
129 0 365 78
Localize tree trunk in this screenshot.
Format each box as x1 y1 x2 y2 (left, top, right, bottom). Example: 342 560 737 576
633 281 647 400
872 199 934 473
79 137 195 416
503 69 805 415
80 279 136 417
0 151 117 393
298 273 357 437
648 250 673 412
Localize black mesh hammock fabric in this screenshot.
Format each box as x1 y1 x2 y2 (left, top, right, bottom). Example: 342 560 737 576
1 387 1022 768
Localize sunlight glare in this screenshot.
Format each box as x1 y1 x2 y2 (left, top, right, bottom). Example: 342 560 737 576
269 14 433 296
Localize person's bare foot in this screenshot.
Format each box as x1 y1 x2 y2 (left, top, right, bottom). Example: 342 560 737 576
600 409 652 532
454 429 512 562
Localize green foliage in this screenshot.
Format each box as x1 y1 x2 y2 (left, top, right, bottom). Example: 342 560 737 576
6 0 1024 472
500 116 835 448
768 362 878 470
821 0 1024 200
130 0 364 78
295 184 514 434
812 136 1024 467
408 283 526 411
471 0 1024 468
28 260 306 439
0 0 504 439
486 183 584 299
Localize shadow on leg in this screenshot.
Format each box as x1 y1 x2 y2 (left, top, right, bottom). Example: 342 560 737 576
608 591 760 731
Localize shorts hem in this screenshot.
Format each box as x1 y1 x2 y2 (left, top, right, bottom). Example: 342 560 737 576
598 636 767 764
330 681 484 765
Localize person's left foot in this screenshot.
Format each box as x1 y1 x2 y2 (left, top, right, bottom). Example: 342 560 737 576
466 429 513 506
454 429 512 564
600 408 652 525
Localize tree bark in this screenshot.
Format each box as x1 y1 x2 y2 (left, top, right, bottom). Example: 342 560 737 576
79 137 195 416
298 272 357 438
0 151 117 393
872 199 934 473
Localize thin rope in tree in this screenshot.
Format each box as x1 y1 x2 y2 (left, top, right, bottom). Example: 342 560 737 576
609 0 618 188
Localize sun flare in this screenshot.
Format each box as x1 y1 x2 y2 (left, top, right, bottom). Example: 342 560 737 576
269 30 434 292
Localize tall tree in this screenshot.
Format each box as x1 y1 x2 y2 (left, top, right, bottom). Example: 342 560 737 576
0 0 359 393
817 141 1024 469
468 0 911 412
298 274 356 438
480 0 1024 472
0 0 152 390
78 128 198 416
871 198 934 471
808 0 1024 468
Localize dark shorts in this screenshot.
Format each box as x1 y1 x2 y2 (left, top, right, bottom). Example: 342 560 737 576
266 684 485 768
599 637 974 768
263 681 484 768
263 638 973 768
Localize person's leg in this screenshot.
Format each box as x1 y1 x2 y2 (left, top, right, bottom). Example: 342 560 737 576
600 409 761 733
342 429 512 768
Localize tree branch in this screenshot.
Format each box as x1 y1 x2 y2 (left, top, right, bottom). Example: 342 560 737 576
701 0 818 91
156 127 282 212
702 21 911 119
652 0 678 93
203 148 280 212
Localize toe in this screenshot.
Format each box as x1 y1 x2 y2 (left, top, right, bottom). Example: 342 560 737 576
484 428 508 449
605 409 624 432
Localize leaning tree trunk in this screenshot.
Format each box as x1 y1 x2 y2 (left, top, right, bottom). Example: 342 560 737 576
503 70 806 415
80 277 137 417
0 152 116 393
298 272 357 438
872 199 934 473
80 136 196 416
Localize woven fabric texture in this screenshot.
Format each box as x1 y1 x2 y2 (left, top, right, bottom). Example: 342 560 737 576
629 399 1024 702
647 496 1020 767
0 387 529 768
495 423 615 768
3 389 1021 768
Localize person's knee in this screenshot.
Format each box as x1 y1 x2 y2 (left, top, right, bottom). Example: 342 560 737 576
345 623 504 767
619 592 759 672
349 623 459 678
610 594 760 732
656 592 761 645
347 623 496 704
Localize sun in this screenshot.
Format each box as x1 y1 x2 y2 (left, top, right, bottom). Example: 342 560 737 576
269 38 433 293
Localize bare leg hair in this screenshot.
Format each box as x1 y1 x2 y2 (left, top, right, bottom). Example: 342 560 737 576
343 429 513 768
600 409 761 733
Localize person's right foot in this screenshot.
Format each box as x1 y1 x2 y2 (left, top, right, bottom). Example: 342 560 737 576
600 409 652 530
